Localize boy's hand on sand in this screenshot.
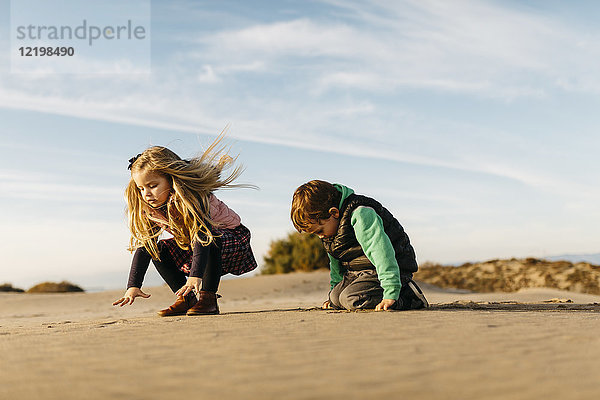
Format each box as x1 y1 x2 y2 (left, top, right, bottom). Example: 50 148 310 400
322 300 332 309
112 287 150 307
175 277 202 297
375 299 396 311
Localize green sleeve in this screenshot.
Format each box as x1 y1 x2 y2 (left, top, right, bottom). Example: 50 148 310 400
327 253 343 289
328 254 343 289
351 206 401 300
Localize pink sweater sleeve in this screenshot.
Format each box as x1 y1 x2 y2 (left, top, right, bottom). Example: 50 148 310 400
209 194 241 229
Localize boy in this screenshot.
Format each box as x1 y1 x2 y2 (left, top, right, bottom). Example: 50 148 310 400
291 180 428 311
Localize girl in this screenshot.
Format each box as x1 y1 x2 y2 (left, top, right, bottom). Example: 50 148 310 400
112 134 257 316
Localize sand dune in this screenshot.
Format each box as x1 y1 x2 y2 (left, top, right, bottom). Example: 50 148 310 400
1 270 600 400
415 258 600 294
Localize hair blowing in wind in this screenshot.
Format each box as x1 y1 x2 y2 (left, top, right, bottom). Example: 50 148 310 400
125 131 250 260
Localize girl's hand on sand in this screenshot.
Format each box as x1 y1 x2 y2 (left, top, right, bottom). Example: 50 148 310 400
375 299 396 311
112 287 151 307
322 300 332 309
175 277 202 297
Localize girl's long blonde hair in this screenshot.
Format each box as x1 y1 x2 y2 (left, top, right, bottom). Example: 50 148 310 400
125 132 246 260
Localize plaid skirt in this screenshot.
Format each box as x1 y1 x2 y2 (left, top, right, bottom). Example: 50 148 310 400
159 224 257 276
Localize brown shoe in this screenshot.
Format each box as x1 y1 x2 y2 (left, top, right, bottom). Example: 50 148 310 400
157 294 196 317
186 290 220 315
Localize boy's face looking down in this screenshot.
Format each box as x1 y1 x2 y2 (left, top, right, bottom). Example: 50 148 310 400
305 207 340 239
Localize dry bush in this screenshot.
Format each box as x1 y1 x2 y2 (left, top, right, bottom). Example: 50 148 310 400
0 283 25 293
27 281 85 293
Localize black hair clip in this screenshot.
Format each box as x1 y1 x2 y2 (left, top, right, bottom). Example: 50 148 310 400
127 154 142 170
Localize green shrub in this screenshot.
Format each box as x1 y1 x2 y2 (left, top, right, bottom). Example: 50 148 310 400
262 232 329 274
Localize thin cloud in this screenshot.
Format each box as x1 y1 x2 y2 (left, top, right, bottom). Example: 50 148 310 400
197 65 220 83
4 179 123 203
200 18 363 54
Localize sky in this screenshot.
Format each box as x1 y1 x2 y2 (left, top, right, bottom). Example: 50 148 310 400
0 0 599 290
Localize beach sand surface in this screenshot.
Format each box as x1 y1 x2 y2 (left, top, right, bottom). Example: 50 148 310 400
1 270 599 400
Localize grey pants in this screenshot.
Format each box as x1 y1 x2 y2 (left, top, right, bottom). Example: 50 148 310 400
329 270 413 311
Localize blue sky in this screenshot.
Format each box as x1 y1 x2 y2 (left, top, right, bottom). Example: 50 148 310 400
1 0 599 290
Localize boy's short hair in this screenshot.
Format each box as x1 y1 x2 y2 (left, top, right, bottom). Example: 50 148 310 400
291 180 341 232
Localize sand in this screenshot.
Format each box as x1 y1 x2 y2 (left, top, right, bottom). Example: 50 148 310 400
1 270 600 400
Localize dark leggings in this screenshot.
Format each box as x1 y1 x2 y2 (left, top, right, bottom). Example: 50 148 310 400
154 238 223 293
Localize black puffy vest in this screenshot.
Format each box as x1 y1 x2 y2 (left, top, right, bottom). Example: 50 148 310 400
322 194 418 274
